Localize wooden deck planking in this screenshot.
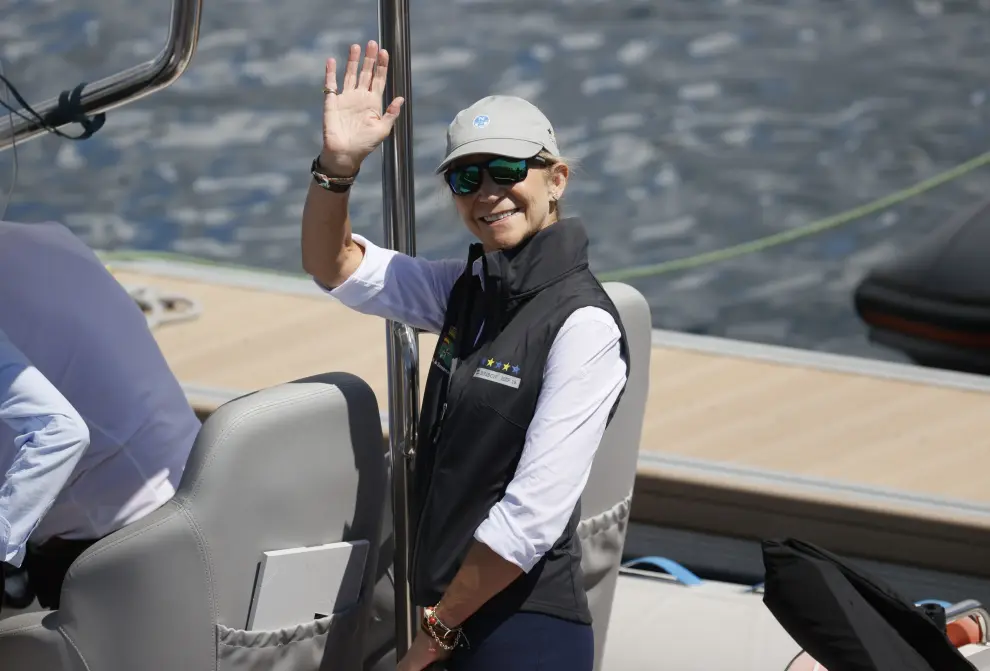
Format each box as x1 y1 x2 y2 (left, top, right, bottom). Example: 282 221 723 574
120 270 441 399
648 346 990 501
114 267 990 507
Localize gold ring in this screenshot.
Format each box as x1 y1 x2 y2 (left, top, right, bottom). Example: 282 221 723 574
323 87 337 95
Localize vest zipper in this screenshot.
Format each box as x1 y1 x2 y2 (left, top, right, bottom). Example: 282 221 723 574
411 400 448 599
429 402 447 444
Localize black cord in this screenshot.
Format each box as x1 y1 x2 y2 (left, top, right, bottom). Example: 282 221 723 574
0 73 106 141
0 57 16 220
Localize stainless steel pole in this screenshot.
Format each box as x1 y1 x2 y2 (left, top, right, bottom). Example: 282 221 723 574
377 0 419 658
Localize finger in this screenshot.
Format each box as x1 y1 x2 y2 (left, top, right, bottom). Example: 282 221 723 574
323 57 338 99
381 96 404 126
357 40 378 90
371 48 389 98
342 43 361 90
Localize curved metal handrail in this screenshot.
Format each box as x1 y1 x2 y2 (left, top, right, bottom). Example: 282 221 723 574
947 599 990 643
947 599 990 622
387 320 420 656
0 0 203 150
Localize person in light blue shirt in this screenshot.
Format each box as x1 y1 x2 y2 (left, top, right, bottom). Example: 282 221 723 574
0 219 201 613
0 328 91 601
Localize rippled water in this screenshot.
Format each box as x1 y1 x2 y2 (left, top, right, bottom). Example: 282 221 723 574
2 0 989 361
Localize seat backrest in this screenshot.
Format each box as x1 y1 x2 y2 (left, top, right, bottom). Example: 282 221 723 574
579 282 652 671
53 372 387 671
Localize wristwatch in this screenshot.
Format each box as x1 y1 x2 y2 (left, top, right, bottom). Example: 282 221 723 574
311 156 358 193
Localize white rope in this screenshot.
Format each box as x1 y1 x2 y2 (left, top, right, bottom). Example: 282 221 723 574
122 284 203 330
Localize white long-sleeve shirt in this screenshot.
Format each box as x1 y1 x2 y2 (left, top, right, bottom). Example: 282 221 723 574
320 234 628 572
0 220 201 557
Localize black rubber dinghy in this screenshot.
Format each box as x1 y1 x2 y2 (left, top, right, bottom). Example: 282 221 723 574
854 199 990 376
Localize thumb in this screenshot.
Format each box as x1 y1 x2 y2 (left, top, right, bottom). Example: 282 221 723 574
381 96 405 127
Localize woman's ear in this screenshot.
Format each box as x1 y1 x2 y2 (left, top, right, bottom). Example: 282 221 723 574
548 161 569 200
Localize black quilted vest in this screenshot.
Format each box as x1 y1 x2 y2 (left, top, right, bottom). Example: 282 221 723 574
409 217 629 633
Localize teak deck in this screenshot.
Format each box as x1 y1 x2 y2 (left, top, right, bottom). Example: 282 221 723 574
110 259 990 578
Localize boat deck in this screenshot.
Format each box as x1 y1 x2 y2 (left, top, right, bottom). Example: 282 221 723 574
109 257 990 577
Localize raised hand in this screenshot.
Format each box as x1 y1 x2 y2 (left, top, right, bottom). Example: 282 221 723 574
319 40 404 177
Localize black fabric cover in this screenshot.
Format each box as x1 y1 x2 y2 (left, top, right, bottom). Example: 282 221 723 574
762 538 975 671
857 198 990 306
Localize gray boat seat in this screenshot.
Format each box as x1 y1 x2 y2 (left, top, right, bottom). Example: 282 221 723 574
580 282 651 671
0 371 387 671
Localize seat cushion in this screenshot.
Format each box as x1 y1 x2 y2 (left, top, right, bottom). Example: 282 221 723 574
0 610 83 669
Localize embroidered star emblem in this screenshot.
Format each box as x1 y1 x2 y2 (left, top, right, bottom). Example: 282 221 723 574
511 365 520 374
495 361 502 369
502 363 511 371
487 358 495 367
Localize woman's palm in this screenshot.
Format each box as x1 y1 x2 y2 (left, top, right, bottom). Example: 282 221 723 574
321 41 404 174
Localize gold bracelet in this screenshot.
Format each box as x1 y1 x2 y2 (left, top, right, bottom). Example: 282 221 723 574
422 605 469 650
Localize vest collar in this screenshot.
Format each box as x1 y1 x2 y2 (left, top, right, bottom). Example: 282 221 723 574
457 217 591 345
477 217 590 303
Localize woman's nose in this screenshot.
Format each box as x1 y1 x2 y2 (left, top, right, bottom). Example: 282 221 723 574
477 173 505 199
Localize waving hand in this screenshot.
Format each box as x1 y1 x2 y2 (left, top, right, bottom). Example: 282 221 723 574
320 40 405 177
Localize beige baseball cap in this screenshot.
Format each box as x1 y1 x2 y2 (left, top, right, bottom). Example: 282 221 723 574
435 95 560 174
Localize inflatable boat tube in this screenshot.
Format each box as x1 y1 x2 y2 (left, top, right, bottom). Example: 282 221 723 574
854 199 990 375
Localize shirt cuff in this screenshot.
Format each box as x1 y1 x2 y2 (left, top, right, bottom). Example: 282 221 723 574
0 516 24 568
313 234 396 308
474 504 541 573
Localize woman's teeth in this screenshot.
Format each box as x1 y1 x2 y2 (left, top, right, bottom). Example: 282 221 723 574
482 209 519 223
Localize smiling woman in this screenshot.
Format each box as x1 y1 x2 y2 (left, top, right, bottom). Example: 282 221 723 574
435 96 569 252
299 40 629 671
442 148 570 249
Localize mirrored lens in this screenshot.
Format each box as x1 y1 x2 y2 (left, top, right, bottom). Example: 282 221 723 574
487 158 529 184
449 166 482 194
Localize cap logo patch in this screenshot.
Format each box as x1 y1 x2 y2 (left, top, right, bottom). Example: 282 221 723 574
472 114 491 129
